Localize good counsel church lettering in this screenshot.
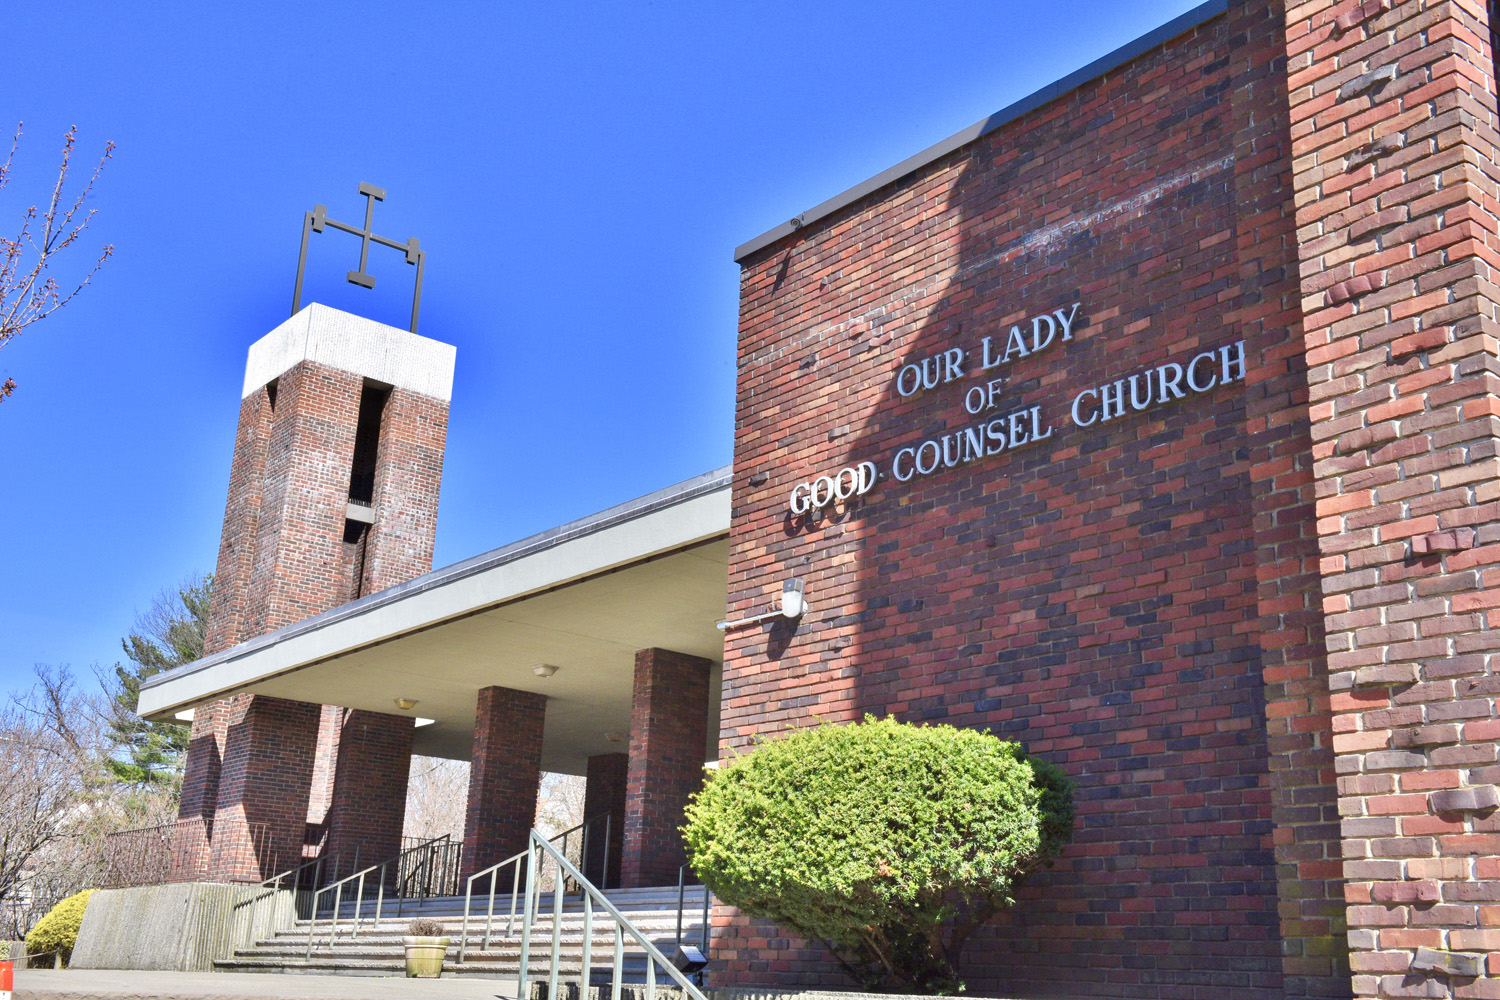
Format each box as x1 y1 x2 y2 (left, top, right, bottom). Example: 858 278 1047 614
785 301 1247 508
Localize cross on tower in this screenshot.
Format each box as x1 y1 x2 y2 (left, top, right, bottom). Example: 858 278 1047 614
291 182 427 333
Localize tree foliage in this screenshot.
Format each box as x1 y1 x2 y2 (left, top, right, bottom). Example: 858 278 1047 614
683 716 1074 993
105 574 210 789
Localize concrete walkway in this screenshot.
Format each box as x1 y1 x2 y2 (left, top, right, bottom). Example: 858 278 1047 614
13 969 524 1000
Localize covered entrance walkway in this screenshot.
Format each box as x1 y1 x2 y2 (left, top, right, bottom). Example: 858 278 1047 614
136 469 731 890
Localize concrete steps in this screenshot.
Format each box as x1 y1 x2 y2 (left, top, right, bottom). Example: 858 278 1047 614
215 886 710 981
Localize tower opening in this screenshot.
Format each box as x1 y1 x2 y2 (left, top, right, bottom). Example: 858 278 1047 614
347 381 390 505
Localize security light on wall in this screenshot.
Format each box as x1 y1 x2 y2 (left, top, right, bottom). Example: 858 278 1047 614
781 577 806 618
716 577 809 631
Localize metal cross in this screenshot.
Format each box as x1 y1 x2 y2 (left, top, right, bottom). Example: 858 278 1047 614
290 182 426 333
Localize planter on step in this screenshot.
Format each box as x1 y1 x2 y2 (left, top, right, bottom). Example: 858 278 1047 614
402 935 450 978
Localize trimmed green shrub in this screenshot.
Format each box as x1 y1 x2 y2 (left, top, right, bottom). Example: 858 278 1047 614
683 716 1074 993
25 889 95 966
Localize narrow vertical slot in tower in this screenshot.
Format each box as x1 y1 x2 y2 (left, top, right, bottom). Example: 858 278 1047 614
343 380 390 603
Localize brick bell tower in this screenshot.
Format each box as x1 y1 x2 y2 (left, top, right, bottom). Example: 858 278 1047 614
178 288 456 881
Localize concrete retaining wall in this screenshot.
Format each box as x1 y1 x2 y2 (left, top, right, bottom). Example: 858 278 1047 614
72 883 297 971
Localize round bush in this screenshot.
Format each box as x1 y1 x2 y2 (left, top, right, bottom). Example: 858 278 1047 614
683 716 1073 993
25 889 95 966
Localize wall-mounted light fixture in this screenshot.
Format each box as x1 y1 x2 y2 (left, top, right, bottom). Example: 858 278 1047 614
604 731 626 744
531 663 560 678
716 577 808 631
394 697 419 711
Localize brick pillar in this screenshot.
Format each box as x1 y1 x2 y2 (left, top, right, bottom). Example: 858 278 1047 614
1284 1 1500 995
324 709 415 878
361 387 449 594
172 701 229 878
1229 2 1353 994
177 310 454 881
208 695 321 882
462 686 547 877
621 648 711 888
583 752 627 888
177 385 277 858
304 705 344 841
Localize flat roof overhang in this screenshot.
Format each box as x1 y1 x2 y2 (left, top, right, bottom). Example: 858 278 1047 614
138 468 732 774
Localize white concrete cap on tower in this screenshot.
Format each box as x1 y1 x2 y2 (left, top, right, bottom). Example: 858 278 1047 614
242 302 456 401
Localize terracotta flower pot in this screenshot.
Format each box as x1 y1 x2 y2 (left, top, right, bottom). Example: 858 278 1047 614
402 935 450 978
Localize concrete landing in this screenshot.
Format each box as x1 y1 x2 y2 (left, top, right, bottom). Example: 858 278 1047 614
14 969 523 1000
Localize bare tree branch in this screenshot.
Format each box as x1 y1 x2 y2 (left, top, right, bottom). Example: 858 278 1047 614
0 122 115 404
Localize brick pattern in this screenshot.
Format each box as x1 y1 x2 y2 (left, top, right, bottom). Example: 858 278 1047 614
208 694 321 882
305 704 345 836
204 386 275 654
718 3 1348 995
180 351 451 881
584 752 628 889
174 700 229 877
363 387 449 594
1282 0 1500 997
240 362 363 637
324 709 415 876
462 686 547 878
622 648 711 889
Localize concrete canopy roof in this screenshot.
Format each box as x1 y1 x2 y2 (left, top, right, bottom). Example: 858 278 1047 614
138 468 732 775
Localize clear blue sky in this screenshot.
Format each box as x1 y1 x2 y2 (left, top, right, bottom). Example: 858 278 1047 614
0 1 1202 693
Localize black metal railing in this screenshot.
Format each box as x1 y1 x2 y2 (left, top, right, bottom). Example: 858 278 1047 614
100 818 275 888
676 862 711 984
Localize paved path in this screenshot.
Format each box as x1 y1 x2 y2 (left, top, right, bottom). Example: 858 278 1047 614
14 969 523 1000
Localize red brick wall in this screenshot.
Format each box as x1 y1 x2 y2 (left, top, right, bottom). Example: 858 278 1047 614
181 351 450 879
207 694 321 882
175 699 229 876
462 686 547 877
240 361 363 636
622 648 712 888
719 2 1347 996
1283 1 1500 996
324 709 415 875
204 386 275 654
584 752 628 888
363 386 449 594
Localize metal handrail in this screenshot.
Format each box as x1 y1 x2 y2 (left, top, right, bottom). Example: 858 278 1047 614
551 812 612 895
302 835 453 961
458 847 530 962
456 813 610 962
676 862 711 981
521 830 709 1000
260 851 337 893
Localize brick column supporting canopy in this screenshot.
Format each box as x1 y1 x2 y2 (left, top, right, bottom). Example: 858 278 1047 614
583 752 628 889
173 701 229 878
1283 1 1500 996
324 709 415 876
621 648 711 889
208 694 321 883
462 686 547 877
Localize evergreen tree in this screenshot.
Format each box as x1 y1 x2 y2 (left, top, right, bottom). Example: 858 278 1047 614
106 575 211 790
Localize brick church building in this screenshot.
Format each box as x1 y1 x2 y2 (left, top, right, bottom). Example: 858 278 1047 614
139 0 1500 997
